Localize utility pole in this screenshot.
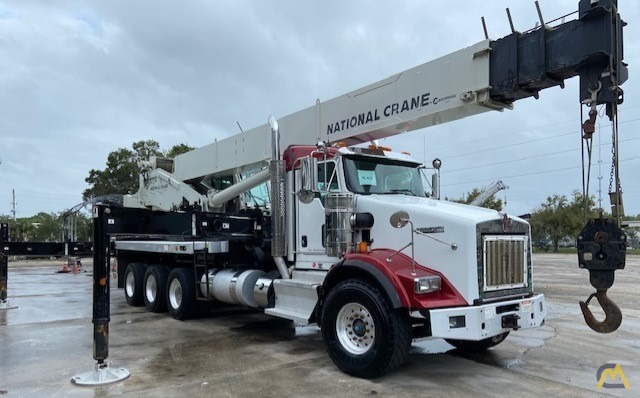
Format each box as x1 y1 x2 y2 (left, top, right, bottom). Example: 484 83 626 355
11 189 16 221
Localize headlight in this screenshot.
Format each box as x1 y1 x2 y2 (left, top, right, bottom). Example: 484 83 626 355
413 276 441 294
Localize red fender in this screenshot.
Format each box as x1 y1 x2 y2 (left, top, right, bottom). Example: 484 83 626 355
337 249 467 310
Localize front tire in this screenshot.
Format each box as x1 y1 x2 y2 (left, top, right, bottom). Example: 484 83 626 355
124 263 145 306
446 332 510 352
143 265 169 313
321 279 411 378
166 268 197 320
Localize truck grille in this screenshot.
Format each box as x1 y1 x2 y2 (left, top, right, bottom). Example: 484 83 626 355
483 235 528 291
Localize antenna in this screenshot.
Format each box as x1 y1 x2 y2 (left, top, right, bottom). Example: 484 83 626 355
481 16 489 40
236 121 244 133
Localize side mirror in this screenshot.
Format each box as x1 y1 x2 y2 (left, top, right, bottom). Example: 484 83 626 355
389 211 410 228
301 156 318 192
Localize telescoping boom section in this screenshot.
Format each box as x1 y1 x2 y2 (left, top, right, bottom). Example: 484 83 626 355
112 0 626 379
167 0 625 187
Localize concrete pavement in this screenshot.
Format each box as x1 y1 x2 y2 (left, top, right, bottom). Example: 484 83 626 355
1 254 638 397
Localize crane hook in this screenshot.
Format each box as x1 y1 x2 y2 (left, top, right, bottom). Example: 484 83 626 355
579 290 622 333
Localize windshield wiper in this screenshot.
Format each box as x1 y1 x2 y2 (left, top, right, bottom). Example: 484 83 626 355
388 189 417 196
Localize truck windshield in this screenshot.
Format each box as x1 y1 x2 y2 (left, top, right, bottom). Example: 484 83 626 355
343 156 426 196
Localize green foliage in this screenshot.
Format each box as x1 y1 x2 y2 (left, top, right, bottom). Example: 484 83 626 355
75 213 93 241
83 141 194 201
0 211 94 242
529 190 596 253
448 187 503 211
62 212 94 241
83 146 147 201
0 213 63 242
622 214 640 249
165 143 195 158
0 215 34 242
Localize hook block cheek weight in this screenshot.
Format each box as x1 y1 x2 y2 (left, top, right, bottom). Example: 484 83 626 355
577 217 626 333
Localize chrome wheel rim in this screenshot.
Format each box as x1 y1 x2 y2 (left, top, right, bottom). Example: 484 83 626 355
168 279 182 310
125 271 136 298
336 302 375 355
145 275 157 303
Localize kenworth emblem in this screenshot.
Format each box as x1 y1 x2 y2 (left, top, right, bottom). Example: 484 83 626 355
417 226 445 234
502 214 510 233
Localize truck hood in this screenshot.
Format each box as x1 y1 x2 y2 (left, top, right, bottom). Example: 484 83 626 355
355 194 504 224
353 194 516 304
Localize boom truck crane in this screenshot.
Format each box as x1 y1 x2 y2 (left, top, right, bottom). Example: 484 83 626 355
469 181 508 207
97 0 627 378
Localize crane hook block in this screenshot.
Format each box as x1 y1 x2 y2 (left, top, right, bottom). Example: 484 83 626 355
577 217 626 290
577 217 626 333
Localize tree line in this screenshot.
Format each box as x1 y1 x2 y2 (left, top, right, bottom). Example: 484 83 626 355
0 212 93 242
2 140 193 243
446 184 640 252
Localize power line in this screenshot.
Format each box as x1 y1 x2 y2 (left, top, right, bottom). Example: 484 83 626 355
428 105 640 153
436 116 640 161
442 135 640 174
428 118 575 152
442 156 640 187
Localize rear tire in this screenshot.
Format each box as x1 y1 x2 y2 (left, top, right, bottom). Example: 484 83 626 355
124 263 145 306
143 265 169 313
166 268 197 320
446 332 510 352
321 279 411 378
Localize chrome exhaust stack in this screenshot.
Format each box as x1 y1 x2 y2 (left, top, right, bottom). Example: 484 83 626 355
268 116 289 279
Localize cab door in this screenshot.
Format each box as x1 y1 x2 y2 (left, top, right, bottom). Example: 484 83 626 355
295 160 338 270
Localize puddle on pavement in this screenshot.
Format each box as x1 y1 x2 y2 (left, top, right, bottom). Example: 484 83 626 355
231 317 314 342
411 337 524 369
141 315 325 382
448 349 522 369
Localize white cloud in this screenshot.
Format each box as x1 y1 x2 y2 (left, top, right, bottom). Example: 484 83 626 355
0 0 638 218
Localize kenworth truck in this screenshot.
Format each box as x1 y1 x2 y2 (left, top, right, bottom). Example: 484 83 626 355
101 0 627 378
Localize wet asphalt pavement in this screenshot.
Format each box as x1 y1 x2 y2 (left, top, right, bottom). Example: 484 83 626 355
1 254 638 397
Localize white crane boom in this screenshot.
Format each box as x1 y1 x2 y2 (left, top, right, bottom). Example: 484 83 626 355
127 1 626 215
173 40 507 184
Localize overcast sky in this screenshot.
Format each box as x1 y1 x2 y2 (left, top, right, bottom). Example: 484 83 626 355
0 0 638 219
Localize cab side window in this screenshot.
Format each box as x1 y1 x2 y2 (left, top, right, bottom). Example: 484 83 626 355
317 161 338 204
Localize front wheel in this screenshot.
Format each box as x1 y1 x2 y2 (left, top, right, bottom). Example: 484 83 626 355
446 332 510 352
321 279 411 378
166 268 197 320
